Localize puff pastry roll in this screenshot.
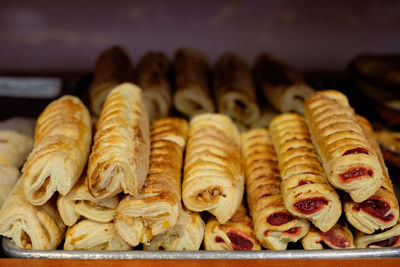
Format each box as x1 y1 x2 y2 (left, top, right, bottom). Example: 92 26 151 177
173 48 215 117
375 129 400 168
22 96 92 205
88 83 150 199
0 164 20 207
0 179 65 250
344 115 399 234
269 113 342 232
241 129 309 250
144 208 205 251
137 52 172 122
355 222 400 248
64 219 131 250
253 54 314 114
304 90 384 202
89 46 135 116
115 118 187 246
182 113 244 224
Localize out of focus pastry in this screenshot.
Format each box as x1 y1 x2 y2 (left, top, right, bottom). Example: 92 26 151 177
250 106 279 129
0 164 19 207
375 129 400 168
301 222 354 249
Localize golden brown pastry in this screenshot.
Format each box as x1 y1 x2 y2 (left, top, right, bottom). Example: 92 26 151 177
0 164 20 207
137 52 172 122
88 83 150 199
173 48 215 117
241 128 309 250
375 129 400 168
304 90 384 202
115 118 187 246
214 53 260 125
355 221 400 248
253 54 314 114
182 113 244 224
269 113 342 232
22 96 92 205
89 46 134 116
0 179 65 250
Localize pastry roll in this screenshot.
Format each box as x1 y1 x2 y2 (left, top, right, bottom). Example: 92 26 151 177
115 118 187 246
89 46 134 116
204 204 261 250
214 53 260 125
173 48 215 117
144 208 205 251
64 219 131 250
137 52 172 122
344 115 399 234
375 129 400 168
269 113 342 232
241 129 309 250
250 106 279 129
88 83 150 199
22 96 92 205
304 90 384 202
0 164 20 207
0 179 65 250
182 113 244 224
301 222 354 249
253 54 314 114
355 222 400 248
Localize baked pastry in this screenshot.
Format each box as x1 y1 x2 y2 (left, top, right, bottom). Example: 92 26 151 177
137 52 172 122
0 164 20 207
89 46 134 116
115 118 187 246
182 113 244 224
22 96 92 205
301 222 354 249
88 83 150 199
375 129 400 168
344 115 399 234
0 179 65 250
214 53 260 125
203 204 261 250
143 208 205 251
269 113 342 232
250 106 279 129
253 53 314 114
173 48 215 117
355 222 400 248
241 129 309 250
304 90 384 202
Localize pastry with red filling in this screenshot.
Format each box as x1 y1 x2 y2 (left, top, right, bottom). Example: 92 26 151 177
355 222 400 248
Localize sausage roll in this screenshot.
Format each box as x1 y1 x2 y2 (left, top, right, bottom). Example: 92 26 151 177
22 96 92 205
0 164 20 207
250 106 279 129
375 129 400 168
269 113 342 232
344 115 399 234
89 46 134 116
214 53 260 125
144 208 205 251
64 219 131 250
304 90 384 202
137 52 172 122
115 118 187 246
204 204 261 250
0 179 65 250
355 222 400 248
88 83 150 199
241 129 310 250
173 48 215 117
182 113 244 224
253 54 314 114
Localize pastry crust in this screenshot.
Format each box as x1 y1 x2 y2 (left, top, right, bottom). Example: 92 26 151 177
182 113 244 224
355 221 400 248
88 83 150 199
301 222 355 249
241 129 309 250
269 113 342 232
22 96 92 205
0 164 20 208
115 118 187 246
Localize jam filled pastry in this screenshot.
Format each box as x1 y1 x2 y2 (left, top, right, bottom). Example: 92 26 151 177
89 46 135 116
173 48 215 118
269 113 342 232
144 208 205 251
88 83 150 199
304 90 384 202
22 96 92 205
182 113 244 224
0 164 20 207
355 221 400 248
253 53 314 115
344 115 399 234
116 118 187 246
0 179 65 250
214 53 260 125
241 129 310 250
203 204 261 250
137 52 172 122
